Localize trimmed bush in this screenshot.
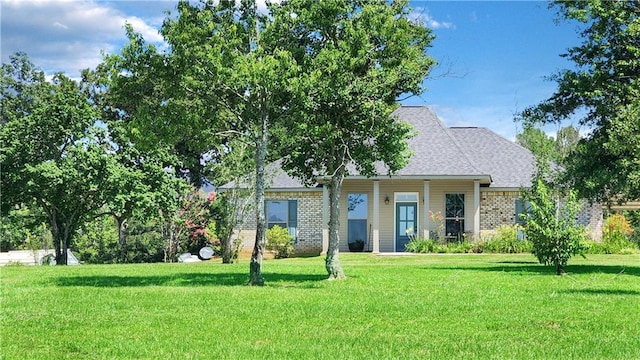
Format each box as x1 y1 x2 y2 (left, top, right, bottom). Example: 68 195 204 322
266 225 295 259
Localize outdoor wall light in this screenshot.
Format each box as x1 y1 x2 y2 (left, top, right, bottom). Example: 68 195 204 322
384 196 390 205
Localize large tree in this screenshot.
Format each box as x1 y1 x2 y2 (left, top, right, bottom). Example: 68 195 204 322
1 53 114 264
269 0 436 279
81 67 188 263
520 0 640 203
106 0 298 284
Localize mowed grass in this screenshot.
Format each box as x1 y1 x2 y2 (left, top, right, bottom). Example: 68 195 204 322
1 254 639 359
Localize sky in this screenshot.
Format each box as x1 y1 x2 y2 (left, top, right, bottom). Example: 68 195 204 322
0 0 585 141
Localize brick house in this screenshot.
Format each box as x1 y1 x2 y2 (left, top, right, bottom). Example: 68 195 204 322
231 106 602 255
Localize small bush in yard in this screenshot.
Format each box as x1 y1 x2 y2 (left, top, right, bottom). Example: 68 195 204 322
484 225 532 253
602 214 636 253
521 179 586 275
405 238 441 253
266 225 294 259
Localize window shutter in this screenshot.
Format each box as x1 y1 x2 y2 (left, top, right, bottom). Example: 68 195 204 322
515 199 525 225
288 200 298 242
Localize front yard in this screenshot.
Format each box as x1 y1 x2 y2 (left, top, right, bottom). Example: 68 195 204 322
1 253 639 359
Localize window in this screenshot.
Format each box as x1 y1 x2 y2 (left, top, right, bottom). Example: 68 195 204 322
445 193 465 240
396 193 418 202
515 199 532 225
266 200 298 241
347 193 368 244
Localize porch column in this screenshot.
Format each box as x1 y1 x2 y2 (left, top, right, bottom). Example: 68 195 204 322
423 180 430 239
474 180 480 239
321 184 329 255
372 180 380 253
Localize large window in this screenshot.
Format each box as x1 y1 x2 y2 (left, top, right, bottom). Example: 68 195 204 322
445 193 465 240
347 193 368 244
266 200 298 241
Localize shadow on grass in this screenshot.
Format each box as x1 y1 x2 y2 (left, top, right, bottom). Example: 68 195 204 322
429 264 640 277
56 272 327 288
563 288 640 296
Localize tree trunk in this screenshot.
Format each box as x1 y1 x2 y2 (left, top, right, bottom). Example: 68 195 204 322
117 217 128 263
221 236 235 264
325 166 346 280
249 114 268 286
50 213 69 265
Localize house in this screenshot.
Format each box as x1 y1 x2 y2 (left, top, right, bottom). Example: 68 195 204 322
233 106 602 254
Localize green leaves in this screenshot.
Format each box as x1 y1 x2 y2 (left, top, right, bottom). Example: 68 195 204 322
522 178 586 274
520 0 640 202
272 0 434 182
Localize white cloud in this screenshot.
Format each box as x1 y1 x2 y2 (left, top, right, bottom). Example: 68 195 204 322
411 7 455 30
1 0 166 78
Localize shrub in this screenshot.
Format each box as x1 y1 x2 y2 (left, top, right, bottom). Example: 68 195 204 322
483 225 532 253
602 214 635 252
266 225 295 259
521 179 585 275
405 238 440 253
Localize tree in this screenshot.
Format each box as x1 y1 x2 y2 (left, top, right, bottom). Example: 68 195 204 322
106 0 298 284
516 125 580 166
520 0 640 203
270 0 436 279
516 126 557 163
521 177 585 275
209 139 255 264
1 53 112 264
82 64 188 263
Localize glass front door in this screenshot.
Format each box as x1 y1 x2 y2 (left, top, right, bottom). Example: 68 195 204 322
396 202 417 252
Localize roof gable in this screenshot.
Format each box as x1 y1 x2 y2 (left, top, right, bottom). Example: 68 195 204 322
383 106 486 177
223 106 535 190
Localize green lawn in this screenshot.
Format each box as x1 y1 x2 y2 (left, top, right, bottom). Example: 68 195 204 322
1 253 639 359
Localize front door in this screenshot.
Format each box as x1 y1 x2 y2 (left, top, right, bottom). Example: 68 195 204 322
396 202 417 252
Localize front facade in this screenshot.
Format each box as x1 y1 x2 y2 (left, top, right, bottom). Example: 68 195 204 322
233 106 602 255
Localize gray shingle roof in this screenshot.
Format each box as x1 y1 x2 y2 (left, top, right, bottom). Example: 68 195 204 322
448 127 536 188
383 106 487 177
224 106 535 190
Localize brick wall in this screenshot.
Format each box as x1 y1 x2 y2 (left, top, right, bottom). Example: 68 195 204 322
480 191 521 230
239 191 323 255
480 190 603 241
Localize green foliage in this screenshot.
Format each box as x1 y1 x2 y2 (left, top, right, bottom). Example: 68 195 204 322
405 238 442 253
265 225 295 259
74 216 166 264
1 53 115 264
602 214 637 253
405 226 532 254
520 1 640 202
516 125 580 165
521 178 586 274
0 204 50 252
483 225 533 254
269 0 435 279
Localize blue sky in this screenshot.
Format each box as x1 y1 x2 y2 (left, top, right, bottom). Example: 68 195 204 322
1 0 583 140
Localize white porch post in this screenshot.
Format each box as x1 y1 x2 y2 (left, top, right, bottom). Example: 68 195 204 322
423 180 430 239
321 184 329 255
372 180 380 253
474 180 480 239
